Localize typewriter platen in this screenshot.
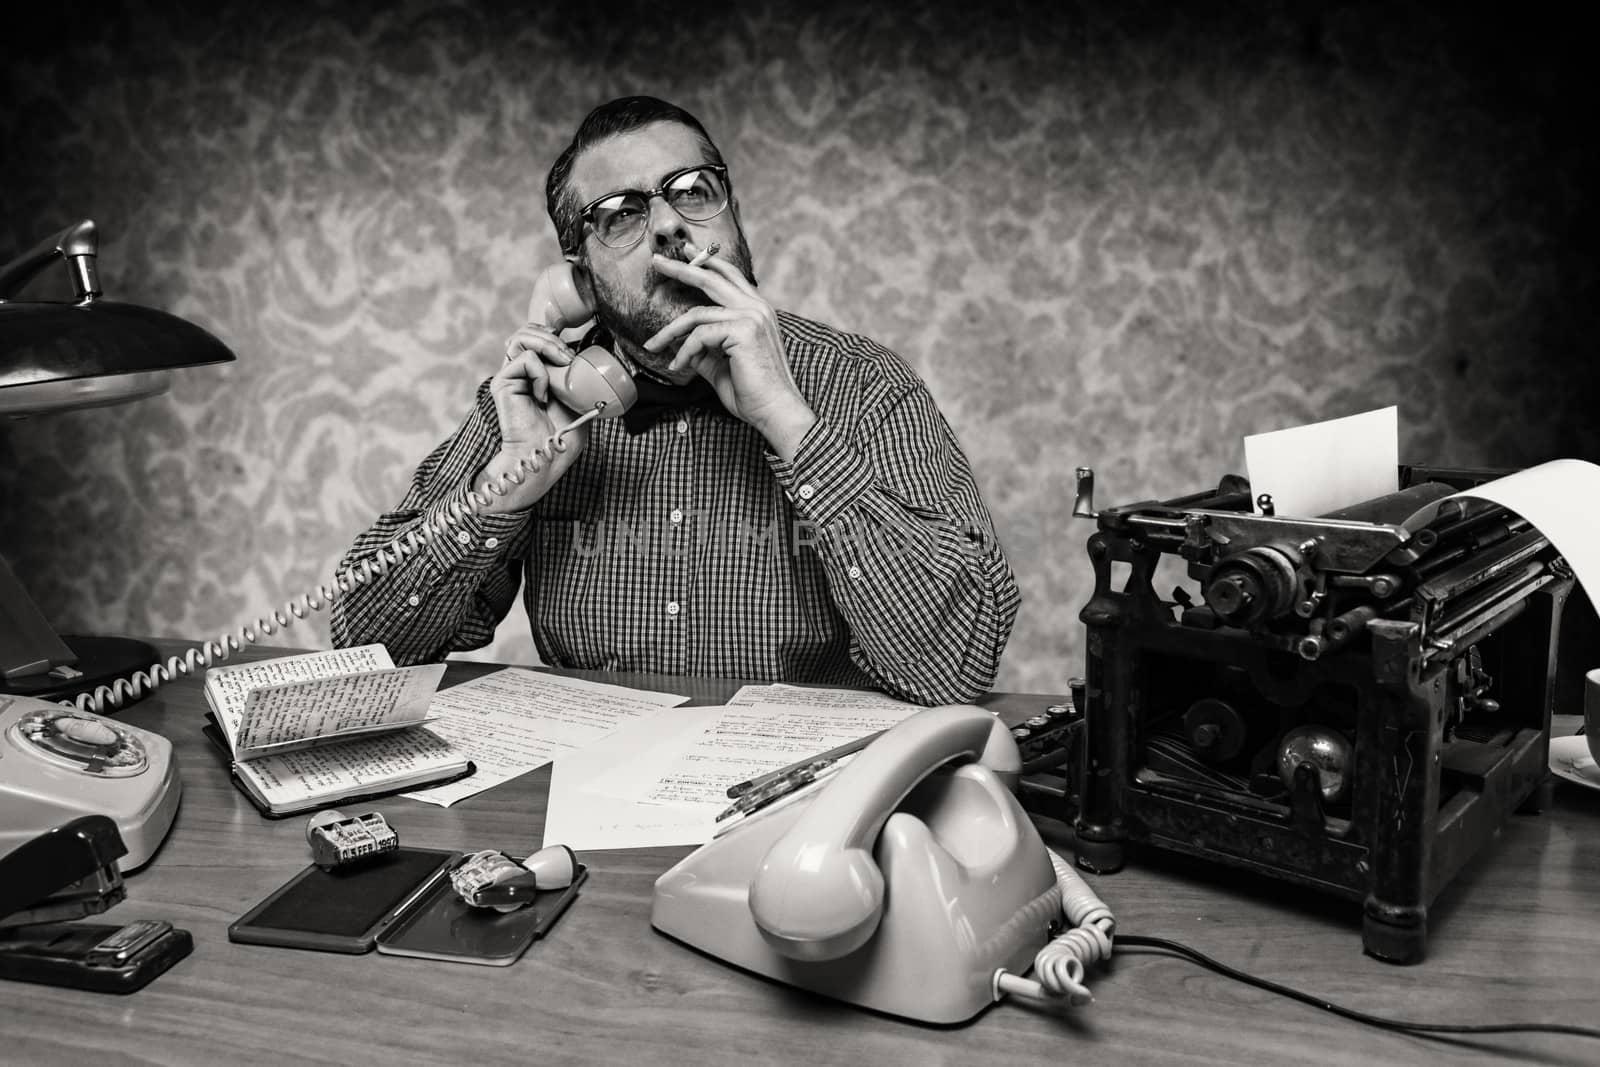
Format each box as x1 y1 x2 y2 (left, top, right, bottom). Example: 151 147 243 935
1063 465 1574 963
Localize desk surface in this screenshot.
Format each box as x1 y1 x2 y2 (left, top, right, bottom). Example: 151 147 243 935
6 641 1600 1067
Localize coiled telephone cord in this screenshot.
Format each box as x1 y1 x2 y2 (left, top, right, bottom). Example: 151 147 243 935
993 852 1600 1046
992 848 1115 1007
64 406 606 715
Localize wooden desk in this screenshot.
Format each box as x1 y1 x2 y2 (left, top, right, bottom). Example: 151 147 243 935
6 641 1599 1066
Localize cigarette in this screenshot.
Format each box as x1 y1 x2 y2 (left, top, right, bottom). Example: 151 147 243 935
688 242 720 268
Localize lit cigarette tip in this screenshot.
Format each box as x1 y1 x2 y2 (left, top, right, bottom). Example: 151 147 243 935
689 242 720 268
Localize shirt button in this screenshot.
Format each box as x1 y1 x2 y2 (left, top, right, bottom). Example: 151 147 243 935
675 419 689 434
848 565 862 580
455 531 471 545
798 483 815 501
407 594 421 607
666 601 681 617
670 508 684 525
485 537 499 549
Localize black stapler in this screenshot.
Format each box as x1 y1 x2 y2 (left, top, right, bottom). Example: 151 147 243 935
0 815 192 993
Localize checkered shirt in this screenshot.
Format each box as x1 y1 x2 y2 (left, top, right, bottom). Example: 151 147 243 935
330 311 1020 705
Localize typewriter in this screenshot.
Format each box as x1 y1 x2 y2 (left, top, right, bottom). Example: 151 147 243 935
1065 465 1574 963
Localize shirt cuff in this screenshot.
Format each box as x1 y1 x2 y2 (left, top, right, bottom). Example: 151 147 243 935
419 493 527 572
766 417 873 528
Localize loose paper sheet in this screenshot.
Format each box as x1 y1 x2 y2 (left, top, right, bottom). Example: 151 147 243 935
546 689 923 850
401 668 688 807
627 702 923 807
583 684 917 802
543 706 731 851
1244 406 1398 517
724 683 916 709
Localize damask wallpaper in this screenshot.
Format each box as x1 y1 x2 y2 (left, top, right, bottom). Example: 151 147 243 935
1 0 1594 696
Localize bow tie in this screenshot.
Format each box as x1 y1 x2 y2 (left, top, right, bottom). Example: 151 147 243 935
621 372 725 434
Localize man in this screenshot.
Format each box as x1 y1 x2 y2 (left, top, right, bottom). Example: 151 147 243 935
330 96 1018 706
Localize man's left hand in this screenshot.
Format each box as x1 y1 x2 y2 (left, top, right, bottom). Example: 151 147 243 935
644 253 817 459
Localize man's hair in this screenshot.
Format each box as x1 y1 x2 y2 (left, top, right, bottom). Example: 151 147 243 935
546 96 727 255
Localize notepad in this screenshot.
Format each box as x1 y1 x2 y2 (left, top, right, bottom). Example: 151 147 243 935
200 645 471 817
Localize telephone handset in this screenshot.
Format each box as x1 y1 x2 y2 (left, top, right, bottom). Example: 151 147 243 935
524 263 636 419
651 705 1117 1024
52 266 638 718
747 706 1025 960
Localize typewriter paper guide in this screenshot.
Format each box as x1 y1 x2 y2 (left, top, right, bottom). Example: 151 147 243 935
1244 410 1600 620
1405 458 1600 621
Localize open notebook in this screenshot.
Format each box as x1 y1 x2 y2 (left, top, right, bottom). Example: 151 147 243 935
199 645 472 817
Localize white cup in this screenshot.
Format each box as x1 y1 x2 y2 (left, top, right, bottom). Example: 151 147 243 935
1586 668 1600 765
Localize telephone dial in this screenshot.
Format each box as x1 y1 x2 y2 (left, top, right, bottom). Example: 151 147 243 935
651 705 1116 1024
0 696 180 872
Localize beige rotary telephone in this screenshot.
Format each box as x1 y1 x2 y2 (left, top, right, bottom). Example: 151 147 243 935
651 705 1117 1024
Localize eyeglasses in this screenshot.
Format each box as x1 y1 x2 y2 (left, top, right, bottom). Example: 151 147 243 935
578 164 730 249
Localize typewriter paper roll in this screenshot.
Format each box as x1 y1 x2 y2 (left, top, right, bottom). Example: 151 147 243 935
1403 458 1600 620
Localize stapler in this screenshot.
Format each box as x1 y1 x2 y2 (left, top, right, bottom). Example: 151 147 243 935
0 815 192 992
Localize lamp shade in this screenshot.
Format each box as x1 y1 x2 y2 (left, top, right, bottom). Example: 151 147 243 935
0 300 235 415
0 219 235 416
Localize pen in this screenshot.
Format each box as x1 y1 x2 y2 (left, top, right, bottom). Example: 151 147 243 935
725 729 886 799
715 757 846 827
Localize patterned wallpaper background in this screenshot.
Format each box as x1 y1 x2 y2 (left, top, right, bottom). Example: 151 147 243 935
1 0 1594 696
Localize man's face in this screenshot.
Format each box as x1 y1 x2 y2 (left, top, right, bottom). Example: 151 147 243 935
568 122 754 379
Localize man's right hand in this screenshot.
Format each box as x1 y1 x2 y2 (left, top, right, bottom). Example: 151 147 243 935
478 333 589 514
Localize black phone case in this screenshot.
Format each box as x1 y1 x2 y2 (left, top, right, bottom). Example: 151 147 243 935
375 864 589 966
228 848 459 954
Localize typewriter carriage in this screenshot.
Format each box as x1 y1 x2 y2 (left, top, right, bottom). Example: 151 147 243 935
1070 465 1573 963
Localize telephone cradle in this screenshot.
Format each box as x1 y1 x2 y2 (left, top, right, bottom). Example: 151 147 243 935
651 705 1115 1025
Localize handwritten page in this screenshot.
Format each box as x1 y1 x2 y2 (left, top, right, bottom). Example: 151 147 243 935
401 668 688 807
233 663 446 759
234 725 463 809
634 702 923 807
579 683 915 802
724 683 918 709
1244 406 1398 517
205 644 394 747
543 706 729 850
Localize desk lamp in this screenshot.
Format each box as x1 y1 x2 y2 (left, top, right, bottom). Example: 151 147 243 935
0 219 236 704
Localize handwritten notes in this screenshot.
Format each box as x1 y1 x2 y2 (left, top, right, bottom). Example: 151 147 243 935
205 644 398 748
546 684 923 850
637 704 919 808
232 664 445 758
401 668 688 807
235 726 462 809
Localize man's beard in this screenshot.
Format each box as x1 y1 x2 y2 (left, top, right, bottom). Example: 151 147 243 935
586 230 757 378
